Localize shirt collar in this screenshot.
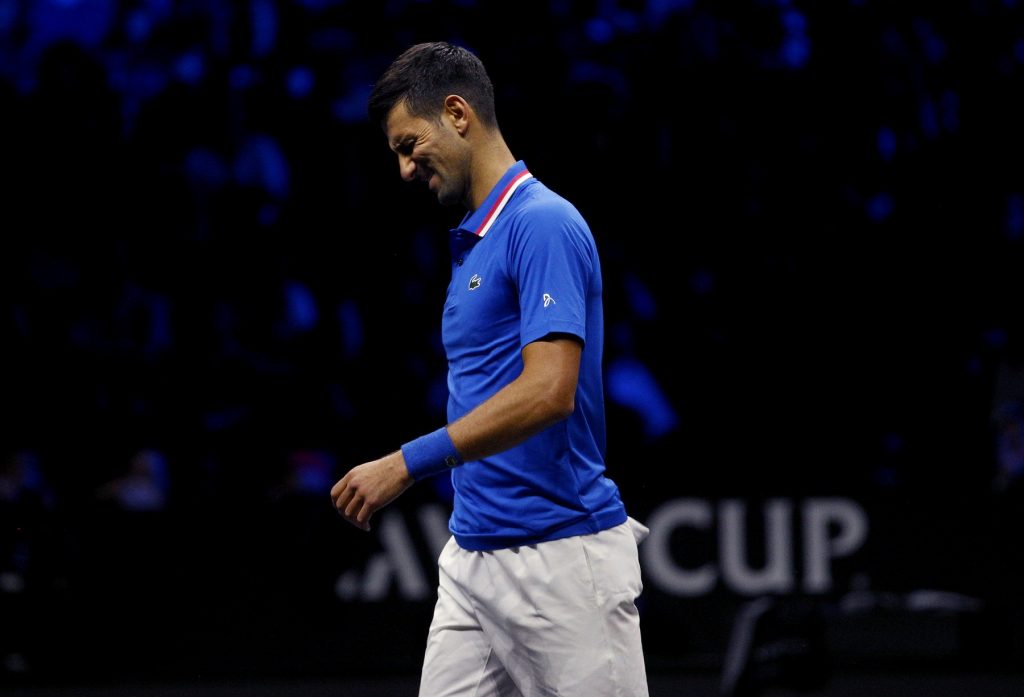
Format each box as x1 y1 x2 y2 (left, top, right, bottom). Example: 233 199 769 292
454 161 533 238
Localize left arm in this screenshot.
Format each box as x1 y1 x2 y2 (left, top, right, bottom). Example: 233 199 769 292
330 335 581 530
448 334 581 460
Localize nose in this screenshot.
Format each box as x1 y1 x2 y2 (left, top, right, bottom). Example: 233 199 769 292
399 154 417 182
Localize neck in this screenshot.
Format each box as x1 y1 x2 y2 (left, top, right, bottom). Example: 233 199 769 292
467 136 517 211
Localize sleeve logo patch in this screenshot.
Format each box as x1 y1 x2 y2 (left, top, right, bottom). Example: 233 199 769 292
542 293 556 308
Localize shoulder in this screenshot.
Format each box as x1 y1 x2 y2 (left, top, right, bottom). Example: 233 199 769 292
516 180 584 220
507 180 593 241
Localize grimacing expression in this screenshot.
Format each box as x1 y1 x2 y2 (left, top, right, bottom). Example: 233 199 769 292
385 100 468 207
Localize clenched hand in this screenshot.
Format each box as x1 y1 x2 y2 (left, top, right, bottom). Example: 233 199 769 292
330 450 415 531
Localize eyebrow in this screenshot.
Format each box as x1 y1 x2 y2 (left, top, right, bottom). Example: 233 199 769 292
390 136 414 153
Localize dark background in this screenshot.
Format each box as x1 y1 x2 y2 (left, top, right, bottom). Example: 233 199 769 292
2 0 1024 694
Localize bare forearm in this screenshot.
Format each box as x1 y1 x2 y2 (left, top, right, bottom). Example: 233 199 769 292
447 338 580 462
331 339 580 530
448 376 569 461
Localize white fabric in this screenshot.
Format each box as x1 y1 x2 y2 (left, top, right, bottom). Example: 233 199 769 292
418 518 650 697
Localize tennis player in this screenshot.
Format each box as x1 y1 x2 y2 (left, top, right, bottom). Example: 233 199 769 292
331 41 649 697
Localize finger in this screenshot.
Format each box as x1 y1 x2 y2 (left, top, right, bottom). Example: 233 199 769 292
344 492 363 520
330 479 343 503
343 499 371 532
334 485 355 516
356 502 374 530
330 473 351 506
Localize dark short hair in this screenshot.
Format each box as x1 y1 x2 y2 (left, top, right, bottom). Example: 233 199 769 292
367 41 498 129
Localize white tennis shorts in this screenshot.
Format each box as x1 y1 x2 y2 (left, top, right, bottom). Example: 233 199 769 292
418 517 650 697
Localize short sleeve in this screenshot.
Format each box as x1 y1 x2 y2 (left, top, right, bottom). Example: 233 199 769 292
508 202 595 348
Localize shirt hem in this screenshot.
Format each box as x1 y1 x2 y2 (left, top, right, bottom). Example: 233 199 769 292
520 320 586 349
451 507 628 552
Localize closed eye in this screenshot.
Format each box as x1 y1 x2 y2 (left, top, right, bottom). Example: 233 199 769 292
393 139 415 156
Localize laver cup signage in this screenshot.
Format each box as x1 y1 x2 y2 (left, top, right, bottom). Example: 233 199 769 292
641 497 869 596
333 496 870 602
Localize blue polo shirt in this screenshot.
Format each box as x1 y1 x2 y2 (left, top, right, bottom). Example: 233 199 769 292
442 161 627 551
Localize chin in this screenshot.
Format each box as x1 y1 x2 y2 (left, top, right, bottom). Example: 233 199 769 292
436 189 461 206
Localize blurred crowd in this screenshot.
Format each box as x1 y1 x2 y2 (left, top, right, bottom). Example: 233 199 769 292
2 0 1024 681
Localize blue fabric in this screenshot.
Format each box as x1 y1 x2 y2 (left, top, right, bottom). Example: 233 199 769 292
441 161 627 551
401 426 463 480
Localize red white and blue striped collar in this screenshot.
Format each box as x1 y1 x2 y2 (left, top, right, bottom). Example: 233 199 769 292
456 161 534 238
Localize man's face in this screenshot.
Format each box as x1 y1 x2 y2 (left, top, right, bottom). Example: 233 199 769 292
385 100 468 207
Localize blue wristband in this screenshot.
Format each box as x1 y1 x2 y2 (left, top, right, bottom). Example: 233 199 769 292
400 426 463 480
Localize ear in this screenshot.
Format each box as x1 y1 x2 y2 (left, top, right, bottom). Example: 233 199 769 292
444 95 471 135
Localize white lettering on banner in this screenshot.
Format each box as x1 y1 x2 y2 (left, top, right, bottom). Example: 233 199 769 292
720 499 795 594
802 497 870 593
642 498 716 595
334 504 451 601
334 498 869 602
418 504 453 558
641 497 869 597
